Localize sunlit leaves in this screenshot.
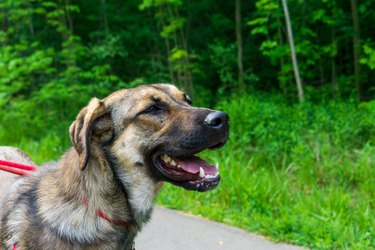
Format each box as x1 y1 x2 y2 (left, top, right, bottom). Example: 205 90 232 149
360 43 375 69
160 18 186 38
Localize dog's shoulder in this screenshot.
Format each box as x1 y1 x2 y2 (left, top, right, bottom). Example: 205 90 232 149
0 146 35 165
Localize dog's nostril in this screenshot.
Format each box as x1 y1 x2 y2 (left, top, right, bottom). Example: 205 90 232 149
204 111 228 129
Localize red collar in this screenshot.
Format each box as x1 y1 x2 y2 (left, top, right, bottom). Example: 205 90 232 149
82 199 132 228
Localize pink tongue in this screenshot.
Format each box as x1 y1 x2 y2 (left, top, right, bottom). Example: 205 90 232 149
176 156 217 176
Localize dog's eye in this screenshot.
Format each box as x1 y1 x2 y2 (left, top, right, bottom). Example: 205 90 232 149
184 94 192 105
136 105 165 118
144 105 162 114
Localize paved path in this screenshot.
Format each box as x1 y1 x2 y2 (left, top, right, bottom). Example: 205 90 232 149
136 206 306 250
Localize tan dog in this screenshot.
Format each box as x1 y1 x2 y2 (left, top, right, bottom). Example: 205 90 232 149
0 84 229 249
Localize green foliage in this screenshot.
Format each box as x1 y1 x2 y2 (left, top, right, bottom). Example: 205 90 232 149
249 0 375 99
89 35 129 61
0 0 126 147
1 0 375 248
361 43 375 69
208 42 237 86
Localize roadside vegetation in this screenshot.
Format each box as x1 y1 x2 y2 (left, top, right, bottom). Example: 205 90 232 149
159 94 375 249
1 0 375 249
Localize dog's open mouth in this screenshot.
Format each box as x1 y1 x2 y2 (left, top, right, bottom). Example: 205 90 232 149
154 154 220 192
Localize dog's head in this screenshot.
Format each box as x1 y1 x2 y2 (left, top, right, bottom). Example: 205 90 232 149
69 84 229 192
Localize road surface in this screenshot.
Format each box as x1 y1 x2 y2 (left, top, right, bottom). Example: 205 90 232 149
136 206 306 250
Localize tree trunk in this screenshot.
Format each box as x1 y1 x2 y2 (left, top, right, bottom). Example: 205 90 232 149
158 6 175 83
101 0 109 35
316 27 324 85
149 8 162 76
235 0 244 90
166 5 183 86
277 19 287 96
57 0 68 41
65 0 74 34
281 0 304 103
331 28 339 99
350 0 362 100
175 5 193 94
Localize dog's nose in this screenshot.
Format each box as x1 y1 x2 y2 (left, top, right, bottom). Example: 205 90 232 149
204 111 228 129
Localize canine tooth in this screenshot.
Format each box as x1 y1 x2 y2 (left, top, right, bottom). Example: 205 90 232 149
215 162 219 170
199 167 205 178
161 154 171 163
165 155 172 163
170 160 177 166
161 154 167 162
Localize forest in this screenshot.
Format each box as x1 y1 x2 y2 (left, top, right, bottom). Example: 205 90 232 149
0 0 374 249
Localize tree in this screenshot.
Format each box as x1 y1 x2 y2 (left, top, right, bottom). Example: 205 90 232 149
281 0 304 102
139 0 193 94
235 0 244 90
350 0 362 100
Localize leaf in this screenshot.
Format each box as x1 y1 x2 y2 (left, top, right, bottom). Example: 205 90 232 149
169 48 188 61
251 26 268 35
248 17 268 26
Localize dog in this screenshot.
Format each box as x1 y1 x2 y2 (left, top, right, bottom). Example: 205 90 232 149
0 84 229 249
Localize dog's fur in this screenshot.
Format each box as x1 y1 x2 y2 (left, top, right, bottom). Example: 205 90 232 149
0 84 229 249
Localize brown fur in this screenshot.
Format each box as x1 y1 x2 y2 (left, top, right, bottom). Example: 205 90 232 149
0 84 229 249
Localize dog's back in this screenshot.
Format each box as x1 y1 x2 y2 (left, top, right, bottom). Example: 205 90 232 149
0 147 35 202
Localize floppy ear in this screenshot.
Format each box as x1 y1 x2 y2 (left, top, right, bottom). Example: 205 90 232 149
69 98 113 170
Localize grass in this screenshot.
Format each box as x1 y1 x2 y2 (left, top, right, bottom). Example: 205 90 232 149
157 145 375 249
1 93 374 249
157 95 375 249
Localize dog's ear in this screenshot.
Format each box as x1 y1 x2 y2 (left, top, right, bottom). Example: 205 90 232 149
69 98 113 170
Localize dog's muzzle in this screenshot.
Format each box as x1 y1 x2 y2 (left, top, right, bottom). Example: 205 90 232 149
152 110 229 192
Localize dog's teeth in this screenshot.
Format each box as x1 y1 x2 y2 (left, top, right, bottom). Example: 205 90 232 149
215 162 219 170
176 164 182 168
199 167 205 178
161 154 167 162
170 160 177 166
165 155 172 163
161 154 172 163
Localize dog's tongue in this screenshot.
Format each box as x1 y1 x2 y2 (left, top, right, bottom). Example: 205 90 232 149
176 156 217 176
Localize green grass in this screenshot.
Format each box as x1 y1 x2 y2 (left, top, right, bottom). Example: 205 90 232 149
157 146 375 249
1 94 374 249
157 95 375 249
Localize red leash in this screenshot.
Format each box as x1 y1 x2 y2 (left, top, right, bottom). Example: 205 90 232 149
0 159 37 175
0 160 37 249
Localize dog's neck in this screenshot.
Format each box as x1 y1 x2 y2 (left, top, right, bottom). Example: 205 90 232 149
61 149 130 214
103 147 163 225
